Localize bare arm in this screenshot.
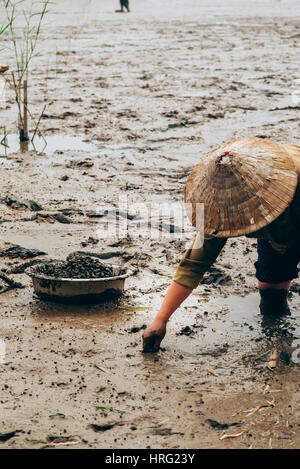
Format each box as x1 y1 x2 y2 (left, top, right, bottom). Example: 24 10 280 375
142 235 227 353
155 281 193 322
142 281 193 353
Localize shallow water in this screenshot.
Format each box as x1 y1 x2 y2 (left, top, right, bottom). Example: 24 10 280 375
0 133 98 157
28 290 300 365
0 134 199 172
201 292 300 344
170 291 300 365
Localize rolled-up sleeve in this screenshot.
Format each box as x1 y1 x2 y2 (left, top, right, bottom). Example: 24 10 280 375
173 234 227 289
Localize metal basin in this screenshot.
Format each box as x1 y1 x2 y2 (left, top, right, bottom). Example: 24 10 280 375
26 262 133 304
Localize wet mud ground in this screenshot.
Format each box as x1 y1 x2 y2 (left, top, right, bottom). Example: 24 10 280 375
0 0 300 449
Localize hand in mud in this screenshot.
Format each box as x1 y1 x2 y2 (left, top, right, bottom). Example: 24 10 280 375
142 320 166 353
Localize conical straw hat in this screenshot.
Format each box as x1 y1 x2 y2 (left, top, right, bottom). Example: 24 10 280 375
185 138 298 238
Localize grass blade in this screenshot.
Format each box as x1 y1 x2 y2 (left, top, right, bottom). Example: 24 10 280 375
96 406 126 414
94 364 111 374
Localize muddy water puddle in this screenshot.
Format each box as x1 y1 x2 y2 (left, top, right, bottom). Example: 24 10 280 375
170 292 300 370
28 290 300 369
0 134 98 158
0 134 202 171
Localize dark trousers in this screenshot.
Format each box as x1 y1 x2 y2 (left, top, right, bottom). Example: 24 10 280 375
120 0 130 11
255 239 300 284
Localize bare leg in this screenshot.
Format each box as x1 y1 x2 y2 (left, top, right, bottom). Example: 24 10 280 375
258 280 291 291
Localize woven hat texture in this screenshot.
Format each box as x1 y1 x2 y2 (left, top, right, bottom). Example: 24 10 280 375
185 138 298 237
